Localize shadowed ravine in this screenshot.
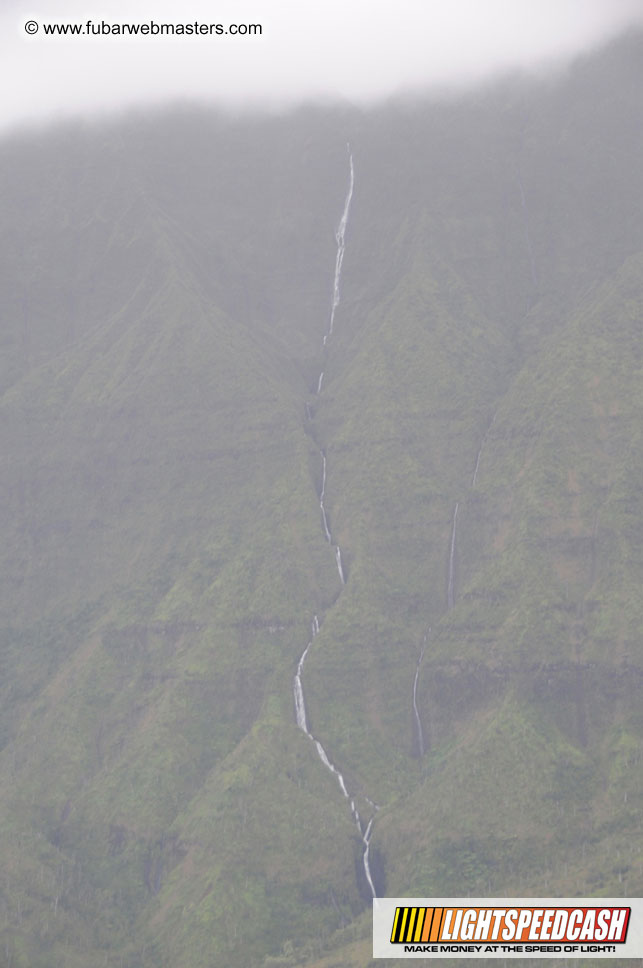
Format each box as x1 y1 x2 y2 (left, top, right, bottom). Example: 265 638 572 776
411 412 496 757
292 147 379 901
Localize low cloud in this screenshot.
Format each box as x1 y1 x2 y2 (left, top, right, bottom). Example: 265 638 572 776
2 0 643 130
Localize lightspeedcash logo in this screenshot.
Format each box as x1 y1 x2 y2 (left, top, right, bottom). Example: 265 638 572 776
373 898 643 958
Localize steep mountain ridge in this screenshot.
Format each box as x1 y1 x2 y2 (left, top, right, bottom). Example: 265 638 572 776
0 31 643 967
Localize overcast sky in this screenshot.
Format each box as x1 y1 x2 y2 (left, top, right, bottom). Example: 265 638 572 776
2 0 643 131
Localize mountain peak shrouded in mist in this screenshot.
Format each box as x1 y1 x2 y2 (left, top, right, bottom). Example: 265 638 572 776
2 0 643 130
1 30 643 967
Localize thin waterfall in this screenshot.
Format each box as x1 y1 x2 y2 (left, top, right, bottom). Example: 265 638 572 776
471 443 484 490
318 448 344 582
320 453 332 543
324 146 354 346
471 411 496 488
293 617 319 732
293 147 378 899
335 547 346 585
293 616 378 896
362 816 377 899
447 502 459 611
412 636 427 758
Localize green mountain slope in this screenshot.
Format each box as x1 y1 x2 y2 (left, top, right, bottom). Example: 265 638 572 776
1 31 643 968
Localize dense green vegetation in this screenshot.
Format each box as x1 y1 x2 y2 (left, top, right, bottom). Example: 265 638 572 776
0 30 643 967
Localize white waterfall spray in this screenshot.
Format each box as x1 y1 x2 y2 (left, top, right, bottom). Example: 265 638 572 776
293 617 378 893
318 449 345 583
293 617 319 732
335 547 346 585
471 411 496 489
412 635 427 758
293 622 359 814
362 816 377 899
471 443 484 491
293 147 379 899
316 148 354 583
320 453 332 543
447 503 459 611
324 146 354 346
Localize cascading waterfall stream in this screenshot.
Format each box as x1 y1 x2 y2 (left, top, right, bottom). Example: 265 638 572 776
471 412 496 489
361 816 378 899
292 146 378 899
412 636 427 758
293 619 361 822
447 502 459 611
471 442 484 490
318 450 345 585
293 615 319 733
320 453 332 543
335 547 346 586
324 149 354 346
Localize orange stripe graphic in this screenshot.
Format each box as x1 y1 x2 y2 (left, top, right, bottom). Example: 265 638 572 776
420 907 433 943
430 907 444 942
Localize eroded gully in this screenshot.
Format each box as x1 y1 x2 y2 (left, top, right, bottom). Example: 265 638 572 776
292 147 379 900
412 413 497 757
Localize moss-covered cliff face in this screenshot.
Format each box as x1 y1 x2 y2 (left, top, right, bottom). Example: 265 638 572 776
1 31 643 968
